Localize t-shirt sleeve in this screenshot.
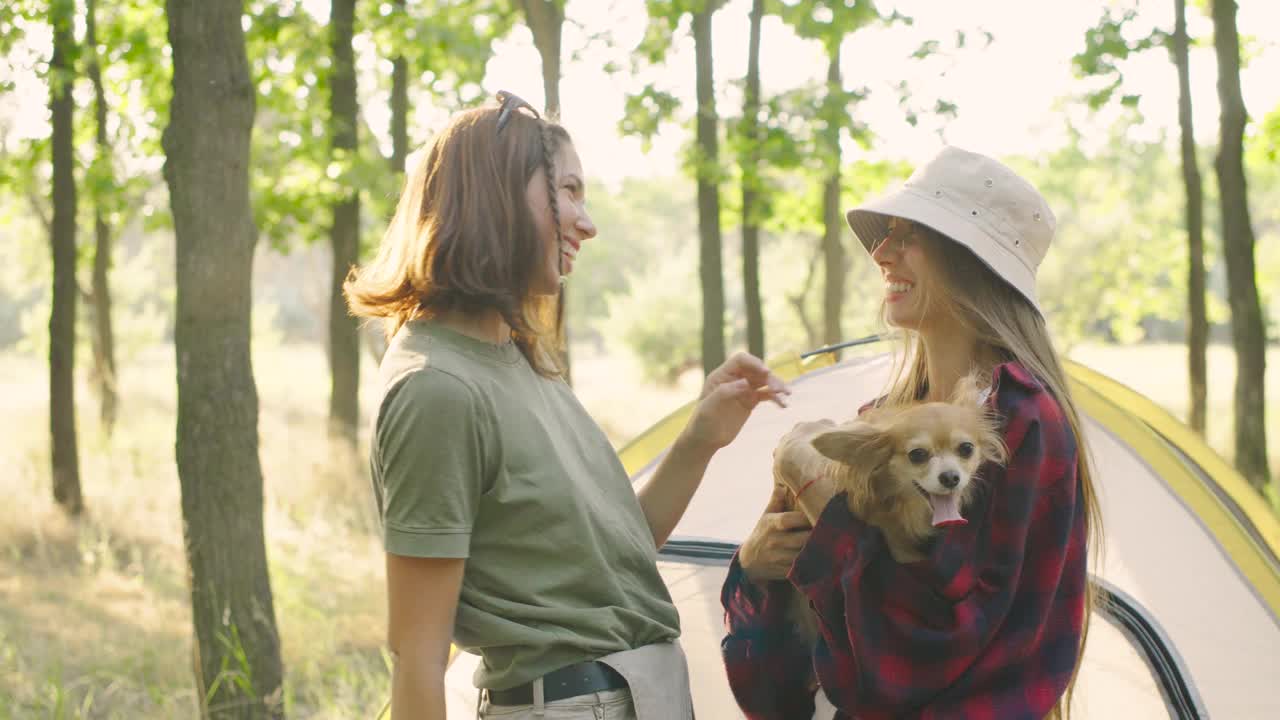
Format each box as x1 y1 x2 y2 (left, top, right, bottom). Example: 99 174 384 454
374 369 490 559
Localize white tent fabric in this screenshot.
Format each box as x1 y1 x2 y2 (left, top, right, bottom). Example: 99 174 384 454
444 352 1280 719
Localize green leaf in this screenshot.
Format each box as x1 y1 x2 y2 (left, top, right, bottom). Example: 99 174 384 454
618 85 681 150
912 39 940 60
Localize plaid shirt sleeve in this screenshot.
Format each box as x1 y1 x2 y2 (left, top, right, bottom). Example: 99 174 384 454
720 553 818 719
725 362 1088 720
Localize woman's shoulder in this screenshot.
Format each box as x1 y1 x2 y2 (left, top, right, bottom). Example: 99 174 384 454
379 323 495 394
990 361 1051 407
388 364 477 405
375 334 491 427
990 360 1044 395
989 360 1073 449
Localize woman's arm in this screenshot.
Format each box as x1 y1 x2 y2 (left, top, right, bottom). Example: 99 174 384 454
720 487 815 719
636 352 789 547
635 431 718 548
386 553 465 720
722 551 818 719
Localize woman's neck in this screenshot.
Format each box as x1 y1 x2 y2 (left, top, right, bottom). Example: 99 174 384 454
919 324 1000 402
433 308 512 346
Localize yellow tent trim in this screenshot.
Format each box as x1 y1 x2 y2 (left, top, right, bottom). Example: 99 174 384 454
1066 361 1280 616
1065 361 1280 557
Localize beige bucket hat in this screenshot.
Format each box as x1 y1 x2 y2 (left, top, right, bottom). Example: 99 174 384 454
845 146 1055 315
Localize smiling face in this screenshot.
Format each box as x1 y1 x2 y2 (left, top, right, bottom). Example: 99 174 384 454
869 218 948 332
526 140 597 296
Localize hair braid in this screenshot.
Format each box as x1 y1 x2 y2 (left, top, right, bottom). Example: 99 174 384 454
538 120 569 357
538 121 563 269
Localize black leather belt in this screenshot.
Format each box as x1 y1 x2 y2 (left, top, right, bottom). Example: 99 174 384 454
487 660 629 705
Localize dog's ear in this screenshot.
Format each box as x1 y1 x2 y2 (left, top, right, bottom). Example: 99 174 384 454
812 421 892 466
973 410 1008 465
980 426 1009 466
950 373 985 407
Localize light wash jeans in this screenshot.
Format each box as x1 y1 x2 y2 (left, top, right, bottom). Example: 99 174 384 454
479 686 636 720
464 640 690 720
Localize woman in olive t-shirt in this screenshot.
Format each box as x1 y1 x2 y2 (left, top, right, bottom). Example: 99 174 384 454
344 91 790 720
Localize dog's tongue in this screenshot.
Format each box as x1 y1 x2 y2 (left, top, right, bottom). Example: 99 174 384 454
929 493 966 528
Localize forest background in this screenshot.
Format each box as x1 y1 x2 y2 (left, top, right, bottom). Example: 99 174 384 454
0 0 1277 717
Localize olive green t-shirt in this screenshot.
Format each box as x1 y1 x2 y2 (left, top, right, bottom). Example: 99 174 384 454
370 319 680 690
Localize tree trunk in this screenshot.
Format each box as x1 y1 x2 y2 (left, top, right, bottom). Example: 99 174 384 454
1174 0 1207 436
328 0 360 447
521 0 563 119
693 7 726 376
390 0 408 175
740 0 765 359
821 45 846 347
49 0 83 516
86 0 118 436
162 1 284 716
1210 0 1270 490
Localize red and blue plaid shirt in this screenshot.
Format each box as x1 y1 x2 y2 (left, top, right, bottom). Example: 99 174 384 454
721 362 1088 719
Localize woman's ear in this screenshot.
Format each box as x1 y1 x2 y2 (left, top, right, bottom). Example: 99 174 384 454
812 421 891 467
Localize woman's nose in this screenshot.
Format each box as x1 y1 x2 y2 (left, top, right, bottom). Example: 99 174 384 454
871 235 894 266
576 208 597 239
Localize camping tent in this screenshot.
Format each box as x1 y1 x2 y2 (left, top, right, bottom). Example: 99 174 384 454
444 346 1280 719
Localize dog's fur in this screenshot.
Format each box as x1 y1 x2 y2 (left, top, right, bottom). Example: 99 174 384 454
776 376 1007 659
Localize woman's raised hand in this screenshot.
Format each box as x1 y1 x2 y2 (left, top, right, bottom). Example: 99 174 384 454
681 352 791 453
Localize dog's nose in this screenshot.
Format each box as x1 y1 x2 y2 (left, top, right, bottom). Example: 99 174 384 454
938 470 960 489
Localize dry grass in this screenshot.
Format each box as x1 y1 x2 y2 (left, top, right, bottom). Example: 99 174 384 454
0 339 1274 718
0 344 391 719
0 340 698 719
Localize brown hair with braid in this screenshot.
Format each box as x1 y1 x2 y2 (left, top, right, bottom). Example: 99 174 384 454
344 97 571 377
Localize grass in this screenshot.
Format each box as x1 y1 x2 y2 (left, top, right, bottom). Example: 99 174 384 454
0 339 1275 718
0 343 391 719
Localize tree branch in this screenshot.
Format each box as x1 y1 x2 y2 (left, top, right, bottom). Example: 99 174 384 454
27 190 52 236
787 235 825 348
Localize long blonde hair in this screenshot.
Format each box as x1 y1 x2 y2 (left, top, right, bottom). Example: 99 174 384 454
881 221 1102 719
343 102 570 376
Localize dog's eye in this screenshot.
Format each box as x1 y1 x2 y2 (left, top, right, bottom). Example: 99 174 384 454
908 448 930 465
957 442 975 459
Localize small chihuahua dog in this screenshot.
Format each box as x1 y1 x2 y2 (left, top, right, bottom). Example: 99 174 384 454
776 376 1007 654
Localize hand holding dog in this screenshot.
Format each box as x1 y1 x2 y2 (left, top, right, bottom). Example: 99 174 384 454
681 352 791 454
773 420 835 487
773 420 842 523
739 484 811 584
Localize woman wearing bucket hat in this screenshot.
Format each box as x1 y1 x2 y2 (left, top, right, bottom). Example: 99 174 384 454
722 146 1100 719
